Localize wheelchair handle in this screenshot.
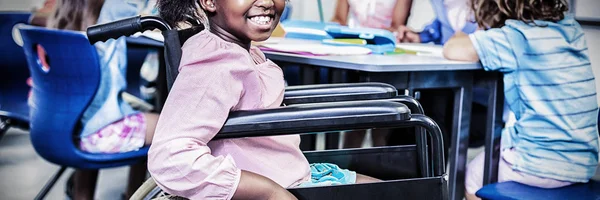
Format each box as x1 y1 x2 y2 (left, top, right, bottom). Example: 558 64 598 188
86 15 171 44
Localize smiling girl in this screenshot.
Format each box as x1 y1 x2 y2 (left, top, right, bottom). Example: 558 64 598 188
147 0 378 199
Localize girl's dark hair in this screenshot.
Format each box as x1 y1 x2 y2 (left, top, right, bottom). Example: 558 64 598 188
47 0 105 31
471 0 569 29
157 0 208 29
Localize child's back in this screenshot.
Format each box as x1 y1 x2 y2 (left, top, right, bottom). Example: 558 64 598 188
468 15 598 182
443 1 599 197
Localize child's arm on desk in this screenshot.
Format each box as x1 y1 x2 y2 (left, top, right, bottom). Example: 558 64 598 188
443 32 479 62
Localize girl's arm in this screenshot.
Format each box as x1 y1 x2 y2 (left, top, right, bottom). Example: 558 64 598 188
443 32 479 62
388 0 413 31
331 0 350 25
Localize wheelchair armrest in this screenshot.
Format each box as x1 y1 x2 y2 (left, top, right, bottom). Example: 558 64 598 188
283 83 397 105
217 101 409 138
217 100 445 176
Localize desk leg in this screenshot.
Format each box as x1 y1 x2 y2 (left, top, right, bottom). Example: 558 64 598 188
360 72 431 177
482 73 504 185
324 69 346 150
448 84 473 200
299 65 319 151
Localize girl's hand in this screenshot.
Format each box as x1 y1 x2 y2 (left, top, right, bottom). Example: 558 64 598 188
393 25 421 43
233 170 297 200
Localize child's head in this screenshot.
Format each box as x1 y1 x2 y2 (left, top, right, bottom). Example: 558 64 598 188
471 0 569 29
47 0 105 31
158 0 286 42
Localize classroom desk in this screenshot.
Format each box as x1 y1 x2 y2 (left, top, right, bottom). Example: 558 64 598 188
264 45 504 200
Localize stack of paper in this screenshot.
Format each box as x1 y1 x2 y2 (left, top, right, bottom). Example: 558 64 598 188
259 43 372 56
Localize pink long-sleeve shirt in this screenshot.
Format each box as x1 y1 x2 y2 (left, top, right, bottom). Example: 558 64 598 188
147 31 310 200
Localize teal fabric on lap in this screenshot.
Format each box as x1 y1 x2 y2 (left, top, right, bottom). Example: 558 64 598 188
298 163 357 187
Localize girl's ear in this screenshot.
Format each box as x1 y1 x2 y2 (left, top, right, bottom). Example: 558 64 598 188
198 0 217 13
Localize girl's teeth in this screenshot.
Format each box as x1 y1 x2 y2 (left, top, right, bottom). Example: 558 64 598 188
251 16 271 25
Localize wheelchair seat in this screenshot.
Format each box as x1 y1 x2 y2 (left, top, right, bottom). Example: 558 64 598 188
476 181 600 200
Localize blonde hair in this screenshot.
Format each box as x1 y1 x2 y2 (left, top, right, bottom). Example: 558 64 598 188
471 0 569 29
47 0 105 31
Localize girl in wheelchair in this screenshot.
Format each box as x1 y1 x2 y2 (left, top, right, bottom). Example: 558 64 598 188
148 0 379 199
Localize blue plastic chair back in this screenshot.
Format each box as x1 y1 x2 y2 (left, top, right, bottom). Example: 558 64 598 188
0 12 32 124
476 181 600 200
18 25 148 169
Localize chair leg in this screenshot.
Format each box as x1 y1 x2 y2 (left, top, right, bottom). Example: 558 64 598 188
72 169 99 200
34 166 67 200
126 160 148 199
0 118 9 140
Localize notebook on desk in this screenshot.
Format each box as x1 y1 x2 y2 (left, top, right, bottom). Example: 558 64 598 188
258 43 372 56
395 44 444 57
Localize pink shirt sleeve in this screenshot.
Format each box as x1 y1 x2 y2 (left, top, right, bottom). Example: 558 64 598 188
147 33 253 199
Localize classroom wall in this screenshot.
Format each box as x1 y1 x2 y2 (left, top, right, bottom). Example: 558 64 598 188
0 0 44 11
574 0 600 21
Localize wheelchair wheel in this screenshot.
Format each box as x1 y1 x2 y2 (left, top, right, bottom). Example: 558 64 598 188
130 177 188 200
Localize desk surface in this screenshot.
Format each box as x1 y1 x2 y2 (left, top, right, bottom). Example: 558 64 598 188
263 41 482 72
125 36 482 72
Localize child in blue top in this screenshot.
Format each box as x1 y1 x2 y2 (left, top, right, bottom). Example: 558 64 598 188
396 0 478 44
443 0 599 199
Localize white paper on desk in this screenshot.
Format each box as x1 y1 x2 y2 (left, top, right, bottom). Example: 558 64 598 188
133 31 164 42
260 43 372 55
396 44 444 57
253 37 283 45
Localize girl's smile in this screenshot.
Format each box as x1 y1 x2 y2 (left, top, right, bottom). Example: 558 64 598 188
201 0 285 50
248 15 274 30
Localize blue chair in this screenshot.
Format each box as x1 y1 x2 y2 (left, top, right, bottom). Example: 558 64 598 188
476 181 600 200
18 24 148 199
0 11 32 136
476 113 600 199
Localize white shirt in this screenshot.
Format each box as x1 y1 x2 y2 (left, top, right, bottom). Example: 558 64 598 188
444 0 470 31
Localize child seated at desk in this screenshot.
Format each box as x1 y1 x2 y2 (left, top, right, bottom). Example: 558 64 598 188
443 0 599 199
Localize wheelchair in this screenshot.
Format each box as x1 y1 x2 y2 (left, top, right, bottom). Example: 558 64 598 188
87 16 448 200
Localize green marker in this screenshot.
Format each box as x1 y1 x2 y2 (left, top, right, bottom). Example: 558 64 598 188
322 39 367 45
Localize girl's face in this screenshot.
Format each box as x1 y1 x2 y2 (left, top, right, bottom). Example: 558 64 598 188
205 0 285 43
